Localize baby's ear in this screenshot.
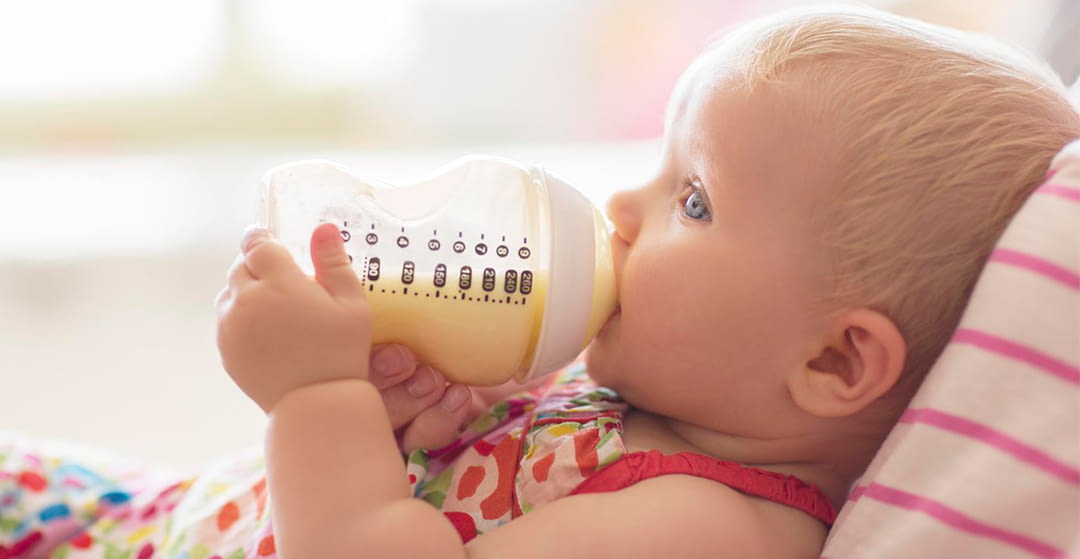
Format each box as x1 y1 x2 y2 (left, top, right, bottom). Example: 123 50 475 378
786 309 906 418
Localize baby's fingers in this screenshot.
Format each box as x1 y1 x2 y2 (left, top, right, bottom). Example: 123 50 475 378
379 366 448 430
310 222 364 300
367 344 471 449
225 254 255 292
400 385 472 454
369 344 419 390
242 226 303 282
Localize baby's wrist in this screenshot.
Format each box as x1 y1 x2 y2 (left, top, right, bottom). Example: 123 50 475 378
268 377 380 417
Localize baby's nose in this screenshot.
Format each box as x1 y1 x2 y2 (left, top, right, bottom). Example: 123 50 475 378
605 188 639 244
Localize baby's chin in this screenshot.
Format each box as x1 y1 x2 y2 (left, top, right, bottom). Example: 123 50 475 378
583 336 617 387
585 305 632 386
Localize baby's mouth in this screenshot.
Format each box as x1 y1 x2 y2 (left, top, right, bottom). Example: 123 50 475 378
603 305 621 329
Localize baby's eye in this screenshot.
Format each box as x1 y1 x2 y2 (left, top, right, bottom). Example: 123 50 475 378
681 186 711 221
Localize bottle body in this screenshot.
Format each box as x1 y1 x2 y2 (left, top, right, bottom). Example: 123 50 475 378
259 156 615 385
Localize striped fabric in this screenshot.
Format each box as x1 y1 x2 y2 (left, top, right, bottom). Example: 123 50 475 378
821 140 1080 559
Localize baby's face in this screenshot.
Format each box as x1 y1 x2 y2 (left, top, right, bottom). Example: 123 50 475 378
585 64 839 435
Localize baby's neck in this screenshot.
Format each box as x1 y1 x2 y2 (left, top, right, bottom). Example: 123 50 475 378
621 408 884 511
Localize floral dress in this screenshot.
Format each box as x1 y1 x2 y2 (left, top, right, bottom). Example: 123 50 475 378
1 363 834 558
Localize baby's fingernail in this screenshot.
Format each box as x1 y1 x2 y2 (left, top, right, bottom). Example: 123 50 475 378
372 345 408 376
314 222 344 247
441 385 469 412
405 367 437 397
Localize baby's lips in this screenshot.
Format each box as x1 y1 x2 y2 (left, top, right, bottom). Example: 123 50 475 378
607 233 627 305
602 304 621 330
603 213 617 235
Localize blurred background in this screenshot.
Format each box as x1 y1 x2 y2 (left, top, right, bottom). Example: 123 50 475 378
2 0 1077 474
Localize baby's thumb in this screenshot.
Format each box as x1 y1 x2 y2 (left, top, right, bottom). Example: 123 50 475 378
310 222 363 299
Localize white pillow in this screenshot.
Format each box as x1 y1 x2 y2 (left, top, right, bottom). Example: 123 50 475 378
822 140 1080 559
1071 75 1079 110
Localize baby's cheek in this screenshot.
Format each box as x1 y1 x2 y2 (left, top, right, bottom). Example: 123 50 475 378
624 273 690 344
625 252 671 304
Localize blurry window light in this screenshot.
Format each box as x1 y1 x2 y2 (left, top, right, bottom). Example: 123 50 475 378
248 0 419 87
0 1 223 101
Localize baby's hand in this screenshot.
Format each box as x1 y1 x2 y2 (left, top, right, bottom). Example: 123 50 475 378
216 223 371 413
368 344 475 453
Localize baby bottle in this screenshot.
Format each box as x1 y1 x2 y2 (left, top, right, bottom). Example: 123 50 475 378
257 156 616 386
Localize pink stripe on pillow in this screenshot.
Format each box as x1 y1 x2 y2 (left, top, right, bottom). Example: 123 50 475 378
952 328 1079 385
989 249 1080 290
847 485 865 502
850 483 1067 558
901 408 1080 485
1036 184 1080 203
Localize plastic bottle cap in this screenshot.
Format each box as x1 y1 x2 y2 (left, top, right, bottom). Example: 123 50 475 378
524 167 599 379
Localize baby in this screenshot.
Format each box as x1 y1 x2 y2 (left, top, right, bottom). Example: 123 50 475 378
214 5 1080 559
5 4 1078 559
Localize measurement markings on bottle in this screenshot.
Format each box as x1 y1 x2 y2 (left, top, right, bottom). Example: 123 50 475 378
338 221 354 262
348 240 533 304
365 224 530 261
459 266 472 289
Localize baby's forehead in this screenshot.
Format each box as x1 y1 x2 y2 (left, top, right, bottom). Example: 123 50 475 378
663 49 738 133
661 31 789 139
658 51 842 201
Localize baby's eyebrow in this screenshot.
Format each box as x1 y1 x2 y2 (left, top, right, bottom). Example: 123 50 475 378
684 142 716 196
694 175 716 202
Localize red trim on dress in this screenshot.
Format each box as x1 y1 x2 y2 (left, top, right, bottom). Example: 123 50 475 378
569 450 838 527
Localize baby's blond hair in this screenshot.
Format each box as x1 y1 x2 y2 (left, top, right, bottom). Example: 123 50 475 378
717 6 1080 398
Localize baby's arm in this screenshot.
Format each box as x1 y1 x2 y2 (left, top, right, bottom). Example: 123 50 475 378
268 390 800 559
265 379 464 558
217 225 462 556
